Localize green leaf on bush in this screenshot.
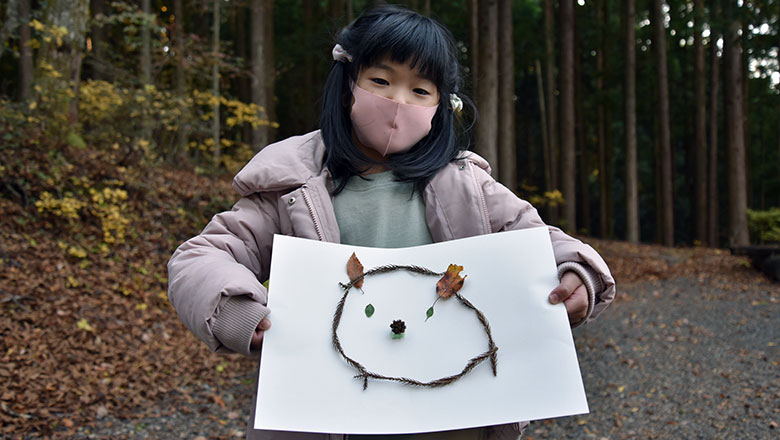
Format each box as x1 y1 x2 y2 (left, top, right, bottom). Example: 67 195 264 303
66 131 87 149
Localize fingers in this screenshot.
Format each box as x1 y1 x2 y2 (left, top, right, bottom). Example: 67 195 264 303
549 271 589 324
250 317 272 350
548 271 583 304
564 285 589 323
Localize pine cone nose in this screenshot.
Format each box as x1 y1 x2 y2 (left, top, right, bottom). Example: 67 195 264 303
390 319 406 334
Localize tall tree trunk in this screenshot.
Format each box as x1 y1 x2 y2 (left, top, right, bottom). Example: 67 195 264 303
497 0 515 190
235 4 251 146
559 0 576 231
693 0 708 244
141 0 153 143
651 0 674 246
19 0 33 101
141 0 152 85
173 0 188 159
723 3 750 247
250 0 269 151
475 0 499 168
39 0 89 125
623 0 639 243
536 59 551 193
264 1 276 142
89 0 108 81
347 0 353 22
544 0 559 223
302 0 315 130
574 20 590 234
212 0 221 163
469 0 479 97
596 0 607 238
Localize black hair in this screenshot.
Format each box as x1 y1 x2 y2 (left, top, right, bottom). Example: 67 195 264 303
320 5 475 194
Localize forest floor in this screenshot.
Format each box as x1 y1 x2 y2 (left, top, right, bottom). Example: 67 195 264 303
1 144 778 439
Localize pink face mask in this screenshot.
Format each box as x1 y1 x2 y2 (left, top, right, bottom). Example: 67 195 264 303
350 84 439 157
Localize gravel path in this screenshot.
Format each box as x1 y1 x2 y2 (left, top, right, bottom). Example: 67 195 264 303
72 276 779 440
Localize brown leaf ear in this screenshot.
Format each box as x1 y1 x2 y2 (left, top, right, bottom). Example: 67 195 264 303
436 264 466 299
347 252 364 288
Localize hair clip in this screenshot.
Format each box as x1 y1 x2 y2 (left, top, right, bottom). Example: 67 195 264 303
450 93 463 113
332 44 353 63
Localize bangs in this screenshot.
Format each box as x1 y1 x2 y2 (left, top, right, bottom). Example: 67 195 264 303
354 14 453 87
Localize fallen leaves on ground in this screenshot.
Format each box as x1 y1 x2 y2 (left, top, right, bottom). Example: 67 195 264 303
0 143 773 438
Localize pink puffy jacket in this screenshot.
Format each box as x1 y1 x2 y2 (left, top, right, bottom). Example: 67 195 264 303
168 130 616 440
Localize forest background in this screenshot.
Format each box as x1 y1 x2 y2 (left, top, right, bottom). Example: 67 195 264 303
1 0 780 246
0 0 779 438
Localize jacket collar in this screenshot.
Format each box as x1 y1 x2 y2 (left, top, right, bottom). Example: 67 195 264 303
231 129 493 196
232 130 327 196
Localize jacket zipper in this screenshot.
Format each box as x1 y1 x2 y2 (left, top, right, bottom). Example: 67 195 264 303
301 186 325 241
469 161 492 234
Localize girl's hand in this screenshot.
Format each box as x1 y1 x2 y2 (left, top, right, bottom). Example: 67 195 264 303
548 271 589 325
250 317 272 350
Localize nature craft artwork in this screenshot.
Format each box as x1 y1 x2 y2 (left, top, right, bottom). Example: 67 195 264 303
332 252 499 390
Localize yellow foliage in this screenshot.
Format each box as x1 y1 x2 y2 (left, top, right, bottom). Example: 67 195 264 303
77 318 95 332
528 190 565 209
68 246 87 259
35 192 85 220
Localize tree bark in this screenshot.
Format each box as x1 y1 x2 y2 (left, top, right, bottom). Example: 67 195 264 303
302 0 315 130
651 0 674 246
250 0 269 151
596 0 607 238
559 0 576 231
693 0 708 245
141 0 152 85
212 0 221 163
469 0 479 97
39 0 89 125
19 0 33 101
141 0 153 143
723 3 750 247
544 0 559 223
623 0 639 243
475 0 499 168
497 0 515 190
265 0 276 142
536 59 551 193
89 0 109 81
574 20 589 234
173 0 188 158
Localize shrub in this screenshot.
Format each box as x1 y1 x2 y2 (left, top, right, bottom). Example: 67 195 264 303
747 208 780 244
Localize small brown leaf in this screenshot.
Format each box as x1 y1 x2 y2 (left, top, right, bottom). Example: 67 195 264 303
347 252 364 288
436 264 466 299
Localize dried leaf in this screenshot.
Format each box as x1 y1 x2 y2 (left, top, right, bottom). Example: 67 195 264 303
347 252 364 288
436 264 466 299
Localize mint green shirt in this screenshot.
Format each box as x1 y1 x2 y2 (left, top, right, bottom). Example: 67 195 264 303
333 172 481 440
333 171 433 248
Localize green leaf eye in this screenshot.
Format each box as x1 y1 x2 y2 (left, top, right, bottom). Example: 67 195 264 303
425 307 434 321
365 304 375 318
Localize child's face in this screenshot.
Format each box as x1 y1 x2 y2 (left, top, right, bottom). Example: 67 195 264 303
355 56 440 107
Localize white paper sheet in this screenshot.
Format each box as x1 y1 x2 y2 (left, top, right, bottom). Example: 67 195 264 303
254 227 588 434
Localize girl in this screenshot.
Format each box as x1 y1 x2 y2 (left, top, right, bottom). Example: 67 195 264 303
168 6 616 440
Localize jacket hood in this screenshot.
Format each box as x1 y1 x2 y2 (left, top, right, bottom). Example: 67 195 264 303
233 131 327 196
232 129 492 196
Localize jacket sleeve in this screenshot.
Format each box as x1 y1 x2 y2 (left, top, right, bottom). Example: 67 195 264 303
167 193 279 355
477 166 616 323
